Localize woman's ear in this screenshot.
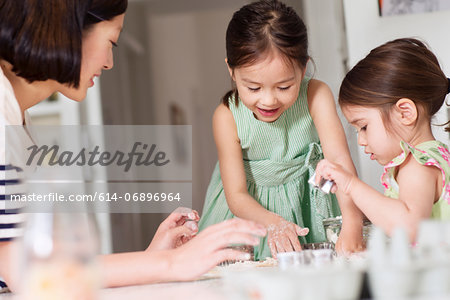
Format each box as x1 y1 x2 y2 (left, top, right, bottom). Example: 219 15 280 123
394 98 418 126
225 58 234 80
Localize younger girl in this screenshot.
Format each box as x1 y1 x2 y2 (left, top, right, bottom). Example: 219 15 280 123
199 0 364 259
315 38 450 241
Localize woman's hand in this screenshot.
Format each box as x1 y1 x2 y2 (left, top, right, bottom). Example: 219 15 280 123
267 216 309 258
146 207 200 252
167 218 266 281
315 159 355 195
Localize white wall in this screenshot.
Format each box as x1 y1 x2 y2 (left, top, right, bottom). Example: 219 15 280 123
342 0 450 190
301 0 362 186
302 0 348 97
145 5 245 212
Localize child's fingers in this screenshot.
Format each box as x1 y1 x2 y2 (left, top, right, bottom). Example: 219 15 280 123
271 233 297 253
316 159 338 181
331 185 338 194
286 230 302 252
295 225 309 236
268 239 278 258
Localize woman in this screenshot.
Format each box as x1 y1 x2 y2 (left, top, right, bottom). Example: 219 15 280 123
0 0 266 290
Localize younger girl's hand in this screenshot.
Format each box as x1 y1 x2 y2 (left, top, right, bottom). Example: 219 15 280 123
267 216 309 258
146 207 200 252
315 159 355 195
168 218 267 281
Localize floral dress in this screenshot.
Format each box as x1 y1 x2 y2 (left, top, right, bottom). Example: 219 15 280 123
381 140 450 219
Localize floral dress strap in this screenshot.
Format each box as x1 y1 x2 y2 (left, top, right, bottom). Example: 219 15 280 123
380 141 411 198
381 140 450 219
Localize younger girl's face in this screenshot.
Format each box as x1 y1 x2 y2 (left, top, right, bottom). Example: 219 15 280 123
343 105 402 165
230 52 304 122
59 14 125 101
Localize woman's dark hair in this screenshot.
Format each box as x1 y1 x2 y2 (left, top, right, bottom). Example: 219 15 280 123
222 0 309 107
0 0 127 88
339 38 450 131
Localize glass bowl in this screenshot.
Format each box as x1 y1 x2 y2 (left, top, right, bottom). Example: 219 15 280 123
322 216 372 246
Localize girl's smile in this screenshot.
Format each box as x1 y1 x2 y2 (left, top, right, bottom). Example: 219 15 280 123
229 51 303 122
257 107 280 117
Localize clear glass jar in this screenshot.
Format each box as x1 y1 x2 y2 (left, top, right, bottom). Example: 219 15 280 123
19 212 100 300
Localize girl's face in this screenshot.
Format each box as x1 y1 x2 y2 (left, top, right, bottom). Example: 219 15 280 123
59 14 125 101
343 105 402 165
230 52 304 122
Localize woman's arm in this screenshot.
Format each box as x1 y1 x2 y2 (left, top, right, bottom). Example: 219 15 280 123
212 104 307 257
308 79 365 253
100 218 266 287
0 241 20 292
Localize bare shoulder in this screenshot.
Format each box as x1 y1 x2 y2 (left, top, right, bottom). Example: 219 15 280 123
307 79 335 113
307 79 333 101
213 103 234 123
212 103 239 143
307 79 336 118
397 154 441 186
397 151 442 209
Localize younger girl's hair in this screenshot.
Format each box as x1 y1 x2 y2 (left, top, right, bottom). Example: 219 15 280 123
0 0 127 88
222 0 308 107
339 38 450 131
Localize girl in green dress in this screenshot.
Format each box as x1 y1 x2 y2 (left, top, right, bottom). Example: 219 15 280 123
315 38 450 242
198 0 363 260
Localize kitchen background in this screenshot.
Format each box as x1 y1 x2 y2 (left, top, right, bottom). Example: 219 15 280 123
27 0 450 255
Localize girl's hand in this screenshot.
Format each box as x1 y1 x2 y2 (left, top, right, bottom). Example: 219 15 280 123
315 159 355 195
167 218 267 281
267 216 309 258
334 222 365 255
146 207 200 252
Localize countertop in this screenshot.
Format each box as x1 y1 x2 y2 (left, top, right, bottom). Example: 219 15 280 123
0 278 227 300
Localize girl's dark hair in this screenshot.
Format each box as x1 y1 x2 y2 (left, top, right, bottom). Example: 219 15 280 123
339 38 450 131
0 0 127 88
222 0 309 107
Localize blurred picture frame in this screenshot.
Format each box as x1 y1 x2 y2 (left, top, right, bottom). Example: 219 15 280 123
378 0 450 17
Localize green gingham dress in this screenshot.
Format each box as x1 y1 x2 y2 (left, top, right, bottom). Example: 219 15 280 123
198 77 341 260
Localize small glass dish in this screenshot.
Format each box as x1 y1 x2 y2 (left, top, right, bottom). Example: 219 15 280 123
301 242 334 250
219 244 255 266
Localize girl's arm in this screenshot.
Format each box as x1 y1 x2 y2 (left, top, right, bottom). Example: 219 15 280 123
316 155 439 240
101 218 266 287
307 79 365 253
212 104 307 257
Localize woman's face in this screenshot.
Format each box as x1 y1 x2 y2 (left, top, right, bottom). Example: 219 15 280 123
59 14 125 101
